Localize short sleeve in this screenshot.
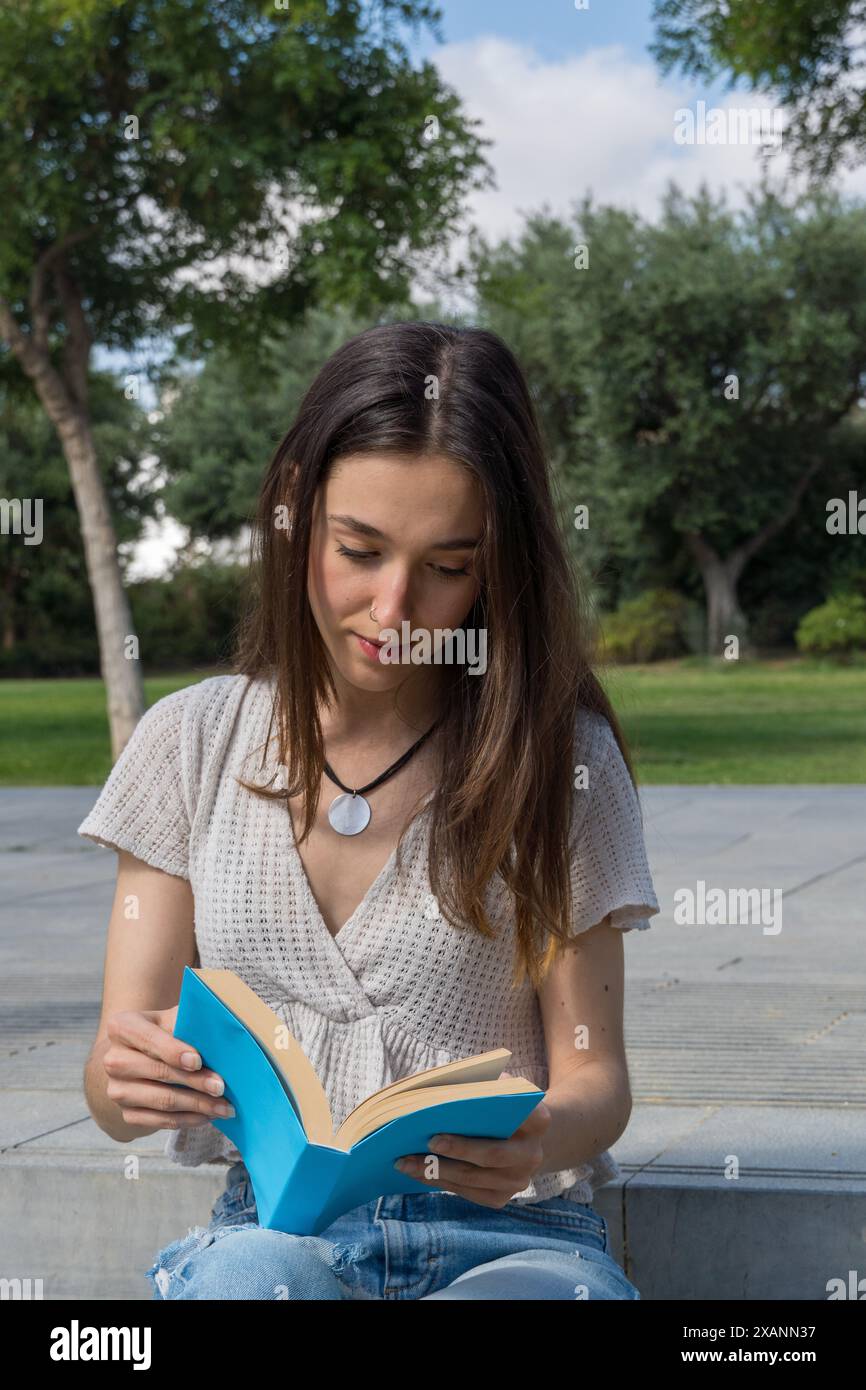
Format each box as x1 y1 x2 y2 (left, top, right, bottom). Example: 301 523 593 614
568 714 660 935
77 685 198 880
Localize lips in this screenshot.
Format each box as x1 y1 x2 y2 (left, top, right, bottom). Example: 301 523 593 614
353 630 404 656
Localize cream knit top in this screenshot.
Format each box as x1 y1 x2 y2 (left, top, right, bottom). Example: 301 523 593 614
77 673 660 1206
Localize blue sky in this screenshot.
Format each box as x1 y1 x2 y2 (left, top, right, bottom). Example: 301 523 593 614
410 0 657 66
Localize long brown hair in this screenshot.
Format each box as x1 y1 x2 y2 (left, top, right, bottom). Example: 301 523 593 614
232 320 638 988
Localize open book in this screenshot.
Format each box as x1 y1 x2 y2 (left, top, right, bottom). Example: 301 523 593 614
172 967 546 1236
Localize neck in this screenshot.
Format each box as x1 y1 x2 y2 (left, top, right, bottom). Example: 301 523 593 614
320 672 447 746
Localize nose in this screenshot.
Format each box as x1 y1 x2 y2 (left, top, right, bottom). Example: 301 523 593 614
371 565 413 633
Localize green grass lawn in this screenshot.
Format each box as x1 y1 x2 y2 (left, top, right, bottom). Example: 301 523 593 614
0 669 226 786
1 657 865 785
601 655 866 782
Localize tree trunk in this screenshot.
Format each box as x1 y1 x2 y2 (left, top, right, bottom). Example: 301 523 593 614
684 456 825 657
700 553 749 656
2 564 16 652
0 254 145 758
61 422 145 757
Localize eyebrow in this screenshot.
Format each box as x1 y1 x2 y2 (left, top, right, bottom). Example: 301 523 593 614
327 513 481 551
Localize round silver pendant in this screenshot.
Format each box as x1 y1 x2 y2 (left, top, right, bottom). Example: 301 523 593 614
327 792 371 836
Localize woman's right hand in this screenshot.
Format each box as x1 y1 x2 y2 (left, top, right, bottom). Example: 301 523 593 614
102 1006 235 1130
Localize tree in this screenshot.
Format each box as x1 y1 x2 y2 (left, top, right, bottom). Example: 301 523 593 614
737 413 866 647
0 370 156 670
152 303 372 545
151 297 463 545
651 0 866 178
0 0 491 753
474 183 866 653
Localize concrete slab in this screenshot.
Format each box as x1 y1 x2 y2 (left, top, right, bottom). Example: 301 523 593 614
1 784 864 1299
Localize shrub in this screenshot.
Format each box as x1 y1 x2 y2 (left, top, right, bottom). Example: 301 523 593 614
795 593 866 657
599 588 691 663
128 561 245 670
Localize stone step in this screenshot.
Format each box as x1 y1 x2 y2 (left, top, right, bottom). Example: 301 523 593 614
2 1100 863 1300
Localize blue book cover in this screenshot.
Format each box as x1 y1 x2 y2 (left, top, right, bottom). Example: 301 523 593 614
172 967 546 1236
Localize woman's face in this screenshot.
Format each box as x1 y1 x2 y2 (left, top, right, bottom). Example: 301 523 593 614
307 452 484 694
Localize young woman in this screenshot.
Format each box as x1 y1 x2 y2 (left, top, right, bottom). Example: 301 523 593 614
79 320 660 1301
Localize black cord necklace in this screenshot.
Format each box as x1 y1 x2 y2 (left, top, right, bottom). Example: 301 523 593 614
323 717 443 835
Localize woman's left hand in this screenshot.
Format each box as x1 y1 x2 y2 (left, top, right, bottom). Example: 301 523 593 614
393 1090 552 1209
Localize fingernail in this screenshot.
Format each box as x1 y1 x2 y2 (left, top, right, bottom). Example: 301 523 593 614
216 1103 235 1117
181 1052 201 1070
206 1077 225 1095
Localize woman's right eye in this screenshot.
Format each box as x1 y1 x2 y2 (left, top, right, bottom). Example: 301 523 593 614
336 544 376 562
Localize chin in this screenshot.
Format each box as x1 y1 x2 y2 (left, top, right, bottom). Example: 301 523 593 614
333 651 396 686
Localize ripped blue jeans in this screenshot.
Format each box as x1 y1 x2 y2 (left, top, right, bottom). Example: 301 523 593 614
145 1161 641 1300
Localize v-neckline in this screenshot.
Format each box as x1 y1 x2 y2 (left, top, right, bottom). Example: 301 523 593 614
284 793 434 948
261 673 438 949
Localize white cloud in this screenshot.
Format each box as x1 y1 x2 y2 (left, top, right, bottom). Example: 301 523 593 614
432 35 866 241
122 510 189 583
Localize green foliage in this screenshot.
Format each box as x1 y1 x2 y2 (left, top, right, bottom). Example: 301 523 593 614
795 593 866 656
0 558 246 676
125 561 246 670
475 182 866 633
650 0 866 178
599 588 692 663
153 303 369 538
0 362 245 673
0 0 491 365
829 562 866 599
152 296 468 538
0 372 157 673
739 413 866 644
0 0 493 685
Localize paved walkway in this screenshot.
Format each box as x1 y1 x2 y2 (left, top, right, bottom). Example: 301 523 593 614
4 785 862 1104
2 784 864 1299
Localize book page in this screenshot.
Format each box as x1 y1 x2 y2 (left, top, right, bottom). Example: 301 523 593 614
337 1073 540 1148
338 1048 513 1138
193 968 335 1145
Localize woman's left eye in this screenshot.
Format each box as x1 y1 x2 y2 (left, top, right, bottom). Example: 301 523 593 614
335 544 470 581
